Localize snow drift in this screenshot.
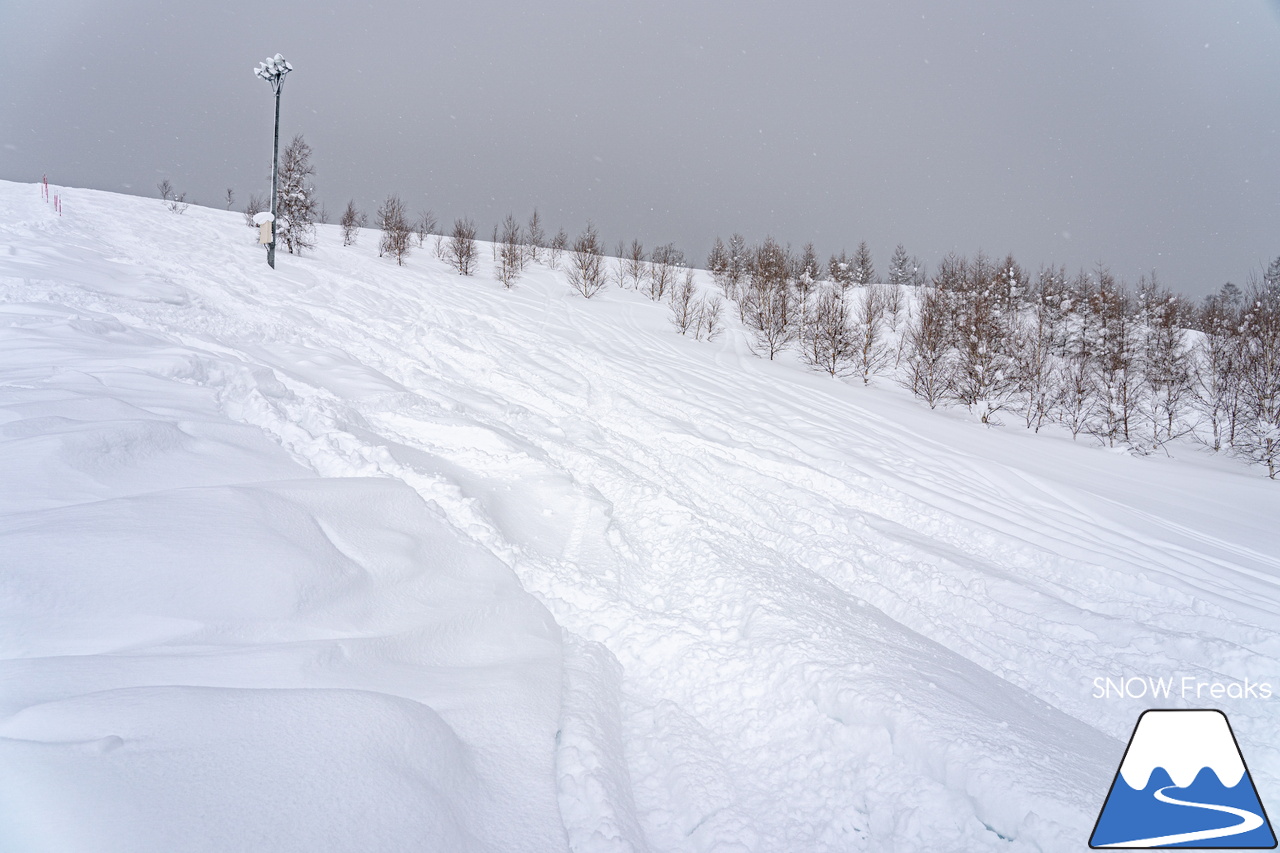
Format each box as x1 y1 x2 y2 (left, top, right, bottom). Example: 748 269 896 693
1 181 1276 852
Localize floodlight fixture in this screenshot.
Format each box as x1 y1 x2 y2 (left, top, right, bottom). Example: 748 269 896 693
254 53 293 269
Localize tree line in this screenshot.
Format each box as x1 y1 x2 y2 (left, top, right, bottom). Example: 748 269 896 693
218 135 1280 477
702 238 1280 478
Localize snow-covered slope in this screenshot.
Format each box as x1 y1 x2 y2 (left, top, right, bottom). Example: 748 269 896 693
1 181 1277 852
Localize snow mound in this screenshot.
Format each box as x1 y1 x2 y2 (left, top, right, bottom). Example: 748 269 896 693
0 302 566 853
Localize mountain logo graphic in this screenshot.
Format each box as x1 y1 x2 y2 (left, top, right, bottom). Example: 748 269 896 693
1090 709 1276 848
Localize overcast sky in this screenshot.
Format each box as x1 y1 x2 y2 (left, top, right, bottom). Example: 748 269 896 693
2 1 1278 296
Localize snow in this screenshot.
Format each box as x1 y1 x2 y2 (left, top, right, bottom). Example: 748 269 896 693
252 211 274 225
255 54 292 81
0 302 566 852
1 180 1277 851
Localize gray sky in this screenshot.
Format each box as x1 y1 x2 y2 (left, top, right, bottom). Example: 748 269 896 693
2 1 1278 297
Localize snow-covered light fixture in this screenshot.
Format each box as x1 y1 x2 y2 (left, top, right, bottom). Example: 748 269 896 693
254 53 292 87
254 53 293 270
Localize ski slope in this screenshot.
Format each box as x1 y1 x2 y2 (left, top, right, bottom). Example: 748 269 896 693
1 181 1277 852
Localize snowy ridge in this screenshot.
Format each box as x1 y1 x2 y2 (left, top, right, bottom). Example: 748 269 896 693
1 181 1278 852
1118 710 1246 790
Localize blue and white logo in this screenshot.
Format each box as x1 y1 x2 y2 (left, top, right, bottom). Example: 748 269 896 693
1091 709 1276 848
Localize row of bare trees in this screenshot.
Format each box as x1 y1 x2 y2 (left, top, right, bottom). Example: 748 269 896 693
692 233 1280 476
237 155 1277 476
354 201 706 315
894 255 1280 476
344 199 557 281
702 235 907 367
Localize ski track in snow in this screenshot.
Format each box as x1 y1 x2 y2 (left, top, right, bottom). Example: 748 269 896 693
2 182 1277 852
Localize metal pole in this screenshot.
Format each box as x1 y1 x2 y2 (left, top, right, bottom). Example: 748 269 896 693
255 54 290 270
268 80 282 270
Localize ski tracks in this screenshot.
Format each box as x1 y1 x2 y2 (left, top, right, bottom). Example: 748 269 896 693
12 193 1277 851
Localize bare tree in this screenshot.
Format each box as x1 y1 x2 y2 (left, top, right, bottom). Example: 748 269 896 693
882 281 904 330
1052 273 1102 438
496 213 523 289
1194 290 1243 451
414 211 437 248
525 209 546 264
902 286 951 408
707 238 730 294
751 286 796 359
932 251 966 294
1012 288 1060 432
1235 281 1280 476
567 223 608 298
243 192 267 228
1036 264 1073 357
276 134 319 254
1141 280 1194 448
377 194 412 265
751 237 790 290
744 238 795 359
995 253 1028 336
447 217 479 275
851 286 891 385
673 274 724 343
621 239 646 290
645 243 684 301
1087 267 1144 445
804 287 853 376
340 200 366 247
725 233 750 300
158 179 189 214
910 255 929 287
670 269 699 334
1057 349 1099 439
696 295 725 342
609 240 627 289
224 188 236 210
948 256 1014 423
548 227 568 269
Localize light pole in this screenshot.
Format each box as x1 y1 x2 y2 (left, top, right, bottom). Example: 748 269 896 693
254 53 292 270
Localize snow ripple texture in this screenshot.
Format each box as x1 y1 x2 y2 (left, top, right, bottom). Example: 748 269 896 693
1 182 1276 852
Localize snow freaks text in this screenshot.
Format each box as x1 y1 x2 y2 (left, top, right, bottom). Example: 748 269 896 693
1092 676 1274 701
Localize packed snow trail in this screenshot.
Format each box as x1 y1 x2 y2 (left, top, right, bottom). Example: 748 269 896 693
1 182 1277 851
